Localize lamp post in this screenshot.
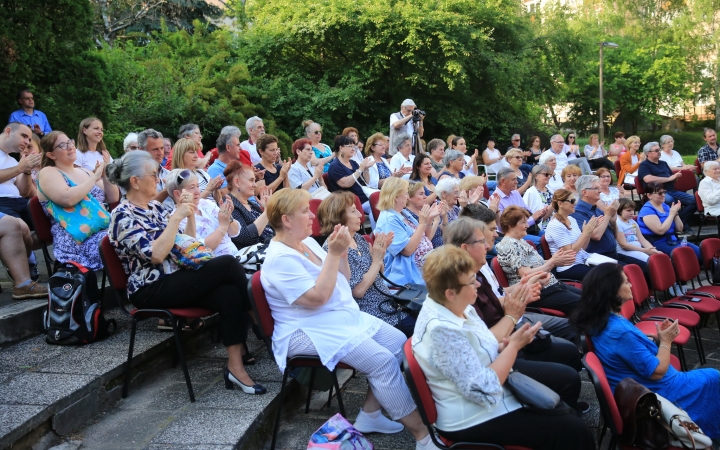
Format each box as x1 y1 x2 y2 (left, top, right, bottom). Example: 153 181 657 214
598 41 618 143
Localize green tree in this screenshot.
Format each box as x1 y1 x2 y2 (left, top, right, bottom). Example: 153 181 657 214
0 0 109 136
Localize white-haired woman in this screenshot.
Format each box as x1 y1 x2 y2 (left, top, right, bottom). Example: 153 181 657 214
538 151 564 193
303 120 335 173
388 133 415 180
699 160 720 218
437 150 466 181
123 133 139 153
523 164 554 231
435 177 481 225
659 135 695 173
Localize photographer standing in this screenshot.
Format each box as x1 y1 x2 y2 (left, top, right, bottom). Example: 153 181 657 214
389 99 424 156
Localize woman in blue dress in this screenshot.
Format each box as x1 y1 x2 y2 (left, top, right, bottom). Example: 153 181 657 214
302 120 335 173
572 263 720 439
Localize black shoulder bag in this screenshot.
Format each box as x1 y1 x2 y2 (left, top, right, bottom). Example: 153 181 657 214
374 271 427 317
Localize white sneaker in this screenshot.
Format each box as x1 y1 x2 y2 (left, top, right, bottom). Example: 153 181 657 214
353 408 404 434
415 434 441 450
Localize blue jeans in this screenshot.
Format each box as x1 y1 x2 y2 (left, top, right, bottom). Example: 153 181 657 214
664 190 697 229
654 239 702 265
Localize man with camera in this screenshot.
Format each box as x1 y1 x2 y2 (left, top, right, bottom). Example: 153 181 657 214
389 99 424 156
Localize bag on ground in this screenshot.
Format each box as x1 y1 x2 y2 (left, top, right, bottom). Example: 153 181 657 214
307 413 373 449
44 261 116 345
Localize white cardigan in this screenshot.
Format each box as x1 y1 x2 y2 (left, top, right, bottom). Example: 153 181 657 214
698 176 720 216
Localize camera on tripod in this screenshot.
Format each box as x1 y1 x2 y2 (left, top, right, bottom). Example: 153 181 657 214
412 109 426 122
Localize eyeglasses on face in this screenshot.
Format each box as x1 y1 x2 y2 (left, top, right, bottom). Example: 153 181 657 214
653 190 667 196
313 130 322 135
551 141 564 144
600 175 612 179
512 139 520 142
647 149 660 153
568 136 575 139
466 238 486 246
53 139 76 151
511 156 523 160
540 172 553 177
561 198 577 204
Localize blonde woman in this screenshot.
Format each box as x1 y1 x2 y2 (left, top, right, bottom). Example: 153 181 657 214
171 137 223 203
617 135 644 187
75 117 112 171
505 149 531 195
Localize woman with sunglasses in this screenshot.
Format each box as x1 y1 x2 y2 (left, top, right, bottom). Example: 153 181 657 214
38 131 120 271
543 189 600 282
522 165 554 231
562 133 579 160
637 182 701 261
303 120 335 173
171 137 223 204
365 132 405 189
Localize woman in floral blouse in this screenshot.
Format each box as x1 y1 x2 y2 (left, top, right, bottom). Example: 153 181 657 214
316 192 416 337
107 152 266 395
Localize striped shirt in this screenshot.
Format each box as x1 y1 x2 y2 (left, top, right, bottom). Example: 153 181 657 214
544 216 589 272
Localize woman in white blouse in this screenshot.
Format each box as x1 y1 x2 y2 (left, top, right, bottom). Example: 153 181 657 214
698 160 720 217
166 169 240 257
260 189 438 450
365 132 406 188
412 246 594 449
522 164 554 231
482 137 509 175
659 135 696 173
171 137 223 204
538 151 564 193
287 138 326 194
544 189 599 282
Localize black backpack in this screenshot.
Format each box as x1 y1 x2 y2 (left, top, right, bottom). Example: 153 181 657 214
44 261 116 345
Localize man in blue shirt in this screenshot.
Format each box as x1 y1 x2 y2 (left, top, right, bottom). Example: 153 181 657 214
638 141 696 232
8 90 52 136
570 175 648 274
208 131 242 196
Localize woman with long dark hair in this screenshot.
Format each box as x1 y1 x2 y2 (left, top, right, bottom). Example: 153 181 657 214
410 153 438 204
572 263 720 439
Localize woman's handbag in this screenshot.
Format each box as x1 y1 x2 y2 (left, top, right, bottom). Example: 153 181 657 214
614 378 670 450
354 176 380 199
505 371 561 410
235 242 269 275
307 413 373 449
170 234 214 270
656 394 713 449
38 175 110 243
375 271 427 316
710 251 720 285
311 186 332 200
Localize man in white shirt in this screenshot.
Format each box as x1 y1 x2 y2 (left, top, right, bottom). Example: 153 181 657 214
542 134 591 176
388 99 424 156
241 116 265 164
138 128 175 208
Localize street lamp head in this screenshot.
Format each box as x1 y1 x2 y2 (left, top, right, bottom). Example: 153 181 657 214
600 41 619 48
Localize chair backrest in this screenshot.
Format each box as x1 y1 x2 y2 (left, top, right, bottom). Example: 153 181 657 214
700 238 720 273
620 294 636 319
634 174 645 195
524 240 538 252
673 169 697 192
309 198 323 238
671 246 701 284
402 340 438 426
99 236 128 291
369 191 381 222
648 252 677 291
540 234 551 260
695 158 702 175
491 257 510 288
623 263 650 308
362 234 375 246
28 197 53 243
614 159 622 175
249 271 274 353
483 183 490 200
582 352 624 436
322 172 329 189
353 194 366 224
695 191 705 213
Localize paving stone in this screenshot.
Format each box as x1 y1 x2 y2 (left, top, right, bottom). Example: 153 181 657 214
0 372 97 406
166 358 225 384
0 404 45 439
0 335 72 371
76 409 179 449
150 409 256 445
194 381 281 410
144 382 212 411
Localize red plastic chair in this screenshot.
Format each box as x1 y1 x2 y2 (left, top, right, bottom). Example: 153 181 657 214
624 263 704 367
309 198 324 239
582 352 685 450
695 158 702 176
483 183 490 200
249 272 354 450
490 257 566 318
353 194 366 225
362 234 375 246
694 191 719 238
369 191 381 223
634 175 647 203
673 169 697 193
322 172 329 189
700 238 720 282
539 235 551 261
664 249 720 331
402 340 530 450
614 159 636 201
28 196 56 276
98 236 214 403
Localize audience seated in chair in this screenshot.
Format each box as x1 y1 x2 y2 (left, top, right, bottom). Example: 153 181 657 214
615 197 662 262
326 135 376 227
572 263 720 439
223 161 275 249
411 246 595 449
287 138 327 194
106 151 263 395
316 192 416 337
596 167 623 213
172 137 224 204
435 176 481 227
259 188 440 450
698 161 720 219
409 153 438 204
37 131 120 271
522 164 554 232
561 164 582 200
404 181 444 250
491 167 546 252
496 205 582 315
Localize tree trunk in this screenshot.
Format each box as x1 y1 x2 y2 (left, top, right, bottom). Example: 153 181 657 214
547 101 561 129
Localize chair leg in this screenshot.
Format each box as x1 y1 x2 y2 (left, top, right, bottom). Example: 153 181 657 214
692 327 707 365
676 344 687 371
100 270 107 302
171 319 195 402
40 245 53 276
305 368 315 414
331 370 346 417
122 319 138 398
271 368 291 450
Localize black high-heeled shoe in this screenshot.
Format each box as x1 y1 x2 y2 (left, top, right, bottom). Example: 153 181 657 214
223 367 267 395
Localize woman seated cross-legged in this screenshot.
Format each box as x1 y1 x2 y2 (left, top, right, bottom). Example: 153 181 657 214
543 189 600 282
412 246 595 450
316 192 416 337
260 188 442 449
38 131 121 271
572 263 720 440
106 151 264 395
496 205 583 315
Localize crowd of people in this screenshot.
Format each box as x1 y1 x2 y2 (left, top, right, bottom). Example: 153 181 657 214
5 90 720 448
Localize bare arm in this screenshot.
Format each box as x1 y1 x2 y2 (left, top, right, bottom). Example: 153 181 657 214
37 166 102 207
293 226 351 307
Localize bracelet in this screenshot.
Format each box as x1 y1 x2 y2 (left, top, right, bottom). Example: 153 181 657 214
659 344 671 351
505 314 518 326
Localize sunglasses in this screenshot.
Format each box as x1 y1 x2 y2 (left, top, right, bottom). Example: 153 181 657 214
313 130 322 135
569 136 575 139
562 198 577 204
176 169 191 184
540 172 553 177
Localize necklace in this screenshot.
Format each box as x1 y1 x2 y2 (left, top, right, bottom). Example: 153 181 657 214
277 238 309 257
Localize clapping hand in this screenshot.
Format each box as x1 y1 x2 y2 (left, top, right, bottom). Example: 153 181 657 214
280 158 292 176
371 232 393 265
253 166 266 181
206 175 224 192
173 201 197 220
468 186 483 205
92 161 106 181
101 149 112 164
360 157 376 171
508 322 542 350
488 194 501 212
551 248 577 267
656 319 680 346
217 195 233 228
327 224 352 256
179 188 194 205
257 186 272 209
670 201 682 215
581 216 600 235
18 153 42 173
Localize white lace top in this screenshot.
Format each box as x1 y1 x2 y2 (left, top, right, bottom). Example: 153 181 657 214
179 198 239 257
411 297 521 432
